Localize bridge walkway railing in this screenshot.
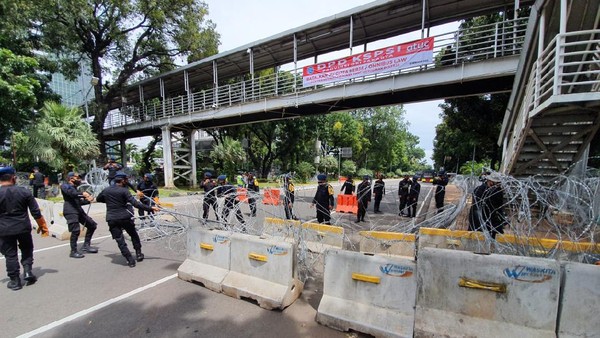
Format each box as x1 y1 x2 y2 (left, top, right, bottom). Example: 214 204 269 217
104 18 528 130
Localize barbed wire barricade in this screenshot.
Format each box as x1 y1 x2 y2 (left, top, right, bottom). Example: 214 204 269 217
126 169 599 283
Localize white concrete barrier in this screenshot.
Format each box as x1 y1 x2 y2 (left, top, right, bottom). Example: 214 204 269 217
263 217 299 238
415 247 561 338
358 231 416 258
557 262 600 337
300 222 344 253
178 228 231 292
30 198 54 229
48 202 78 240
221 233 303 310
317 249 417 338
418 227 488 253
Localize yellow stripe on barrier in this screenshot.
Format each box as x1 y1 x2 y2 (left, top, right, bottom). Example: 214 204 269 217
248 253 268 262
352 273 381 284
199 243 214 251
358 231 416 242
265 217 285 225
446 239 462 246
419 227 485 240
497 234 600 254
302 222 344 234
458 277 506 293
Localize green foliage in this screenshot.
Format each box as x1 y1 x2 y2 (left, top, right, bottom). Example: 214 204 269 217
295 161 315 183
210 137 245 182
341 160 357 176
357 168 373 178
459 160 492 176
24 102 100 172
321 155 338 175
33 0 220 155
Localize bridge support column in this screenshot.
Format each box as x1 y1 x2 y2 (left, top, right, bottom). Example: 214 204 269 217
120 139 127 167
190 129 197 188
162 126 175 188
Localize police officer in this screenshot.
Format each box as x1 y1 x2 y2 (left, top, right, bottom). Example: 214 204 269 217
340 175 355 195
31 166 46 199
398 174 411 216
136 173 158 217
283 174 296 220
246 172 259 217
312 174 334 224
96 172 159 267
372 174 385 213
407 175 421 218
432 170 449 213
356 175 372 223
201 172 218 220
61 172 98 258
216 175 246 230
0 167 49 290
103 157 123 185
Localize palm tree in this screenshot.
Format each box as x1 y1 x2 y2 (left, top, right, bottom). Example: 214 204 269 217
210 136 245 181
27 102 99 172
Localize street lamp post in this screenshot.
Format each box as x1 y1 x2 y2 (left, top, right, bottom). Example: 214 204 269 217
84 76 100 122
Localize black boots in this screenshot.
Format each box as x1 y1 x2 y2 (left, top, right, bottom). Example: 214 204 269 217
135 250 144 262
81 242 98 253
126 255 136 267
7 276 22 291
70 251 85 258
23 266 37 285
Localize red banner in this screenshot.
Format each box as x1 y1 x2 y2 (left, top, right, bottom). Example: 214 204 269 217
302 37 434 87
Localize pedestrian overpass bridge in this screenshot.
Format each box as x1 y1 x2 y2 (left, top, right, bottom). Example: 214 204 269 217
102 0 599 187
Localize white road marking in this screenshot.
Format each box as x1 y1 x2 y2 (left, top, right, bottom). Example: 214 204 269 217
16 273 178 338
0 235 113 260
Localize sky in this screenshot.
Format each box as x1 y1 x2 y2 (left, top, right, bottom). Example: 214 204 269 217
132 0 455 165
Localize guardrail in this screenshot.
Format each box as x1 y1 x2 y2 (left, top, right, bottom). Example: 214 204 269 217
104 18 528 130
503 29 600 172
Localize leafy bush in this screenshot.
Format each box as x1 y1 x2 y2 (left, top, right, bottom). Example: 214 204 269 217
295 161 315 183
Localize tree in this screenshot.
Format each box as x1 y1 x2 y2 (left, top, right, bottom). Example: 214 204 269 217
432 94 508 171
210 137 245 182
35 0 220 157
321 155 338 176
295 161 315 183
24 102 100 171
341 160 357 176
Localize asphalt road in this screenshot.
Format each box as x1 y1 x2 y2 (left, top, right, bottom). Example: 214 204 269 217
1 179 435 338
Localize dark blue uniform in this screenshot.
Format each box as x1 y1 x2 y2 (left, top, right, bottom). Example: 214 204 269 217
432 174 449 212
137 178 158 217
246 175 259 217
61 182 98 255
97 183 154 266
407 180 421 218
356 179 371 222
372 178 385 212
201 177 218 220
0 184 42 288
398 177 411 216
283 179 296 220
313 182 335 224
340 179 355 195
217 183 245 228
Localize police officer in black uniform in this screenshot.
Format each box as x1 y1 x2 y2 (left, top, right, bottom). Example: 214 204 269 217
216 175 246 230
407 175 421 218
103 157 123 185
246 172 259 217
96 172 159 267
201 172 218 220
283 174 296 220
136 173 158 217
356 175 372 222
312 174 335 224
340 175 355 195
31 166 46 199
432 170 449 213
372 174 385 213
0 167 49 290
61 172 98 258
398 174 411 216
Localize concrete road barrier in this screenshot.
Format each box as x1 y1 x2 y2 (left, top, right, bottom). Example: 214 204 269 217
221 233 303 310
317 249 417 338
178 227 231 292
263 217 300 238
418 227 487 253
415 247 560 338
30 198 54 229
557 261 600 337
300 222 344 253
496 234 600 262
358 231 416 258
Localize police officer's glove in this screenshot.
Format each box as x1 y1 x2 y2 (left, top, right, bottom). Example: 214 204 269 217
137 190 144 199
36 217 50 237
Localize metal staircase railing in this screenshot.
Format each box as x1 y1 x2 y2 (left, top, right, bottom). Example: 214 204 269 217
503 29 600 174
